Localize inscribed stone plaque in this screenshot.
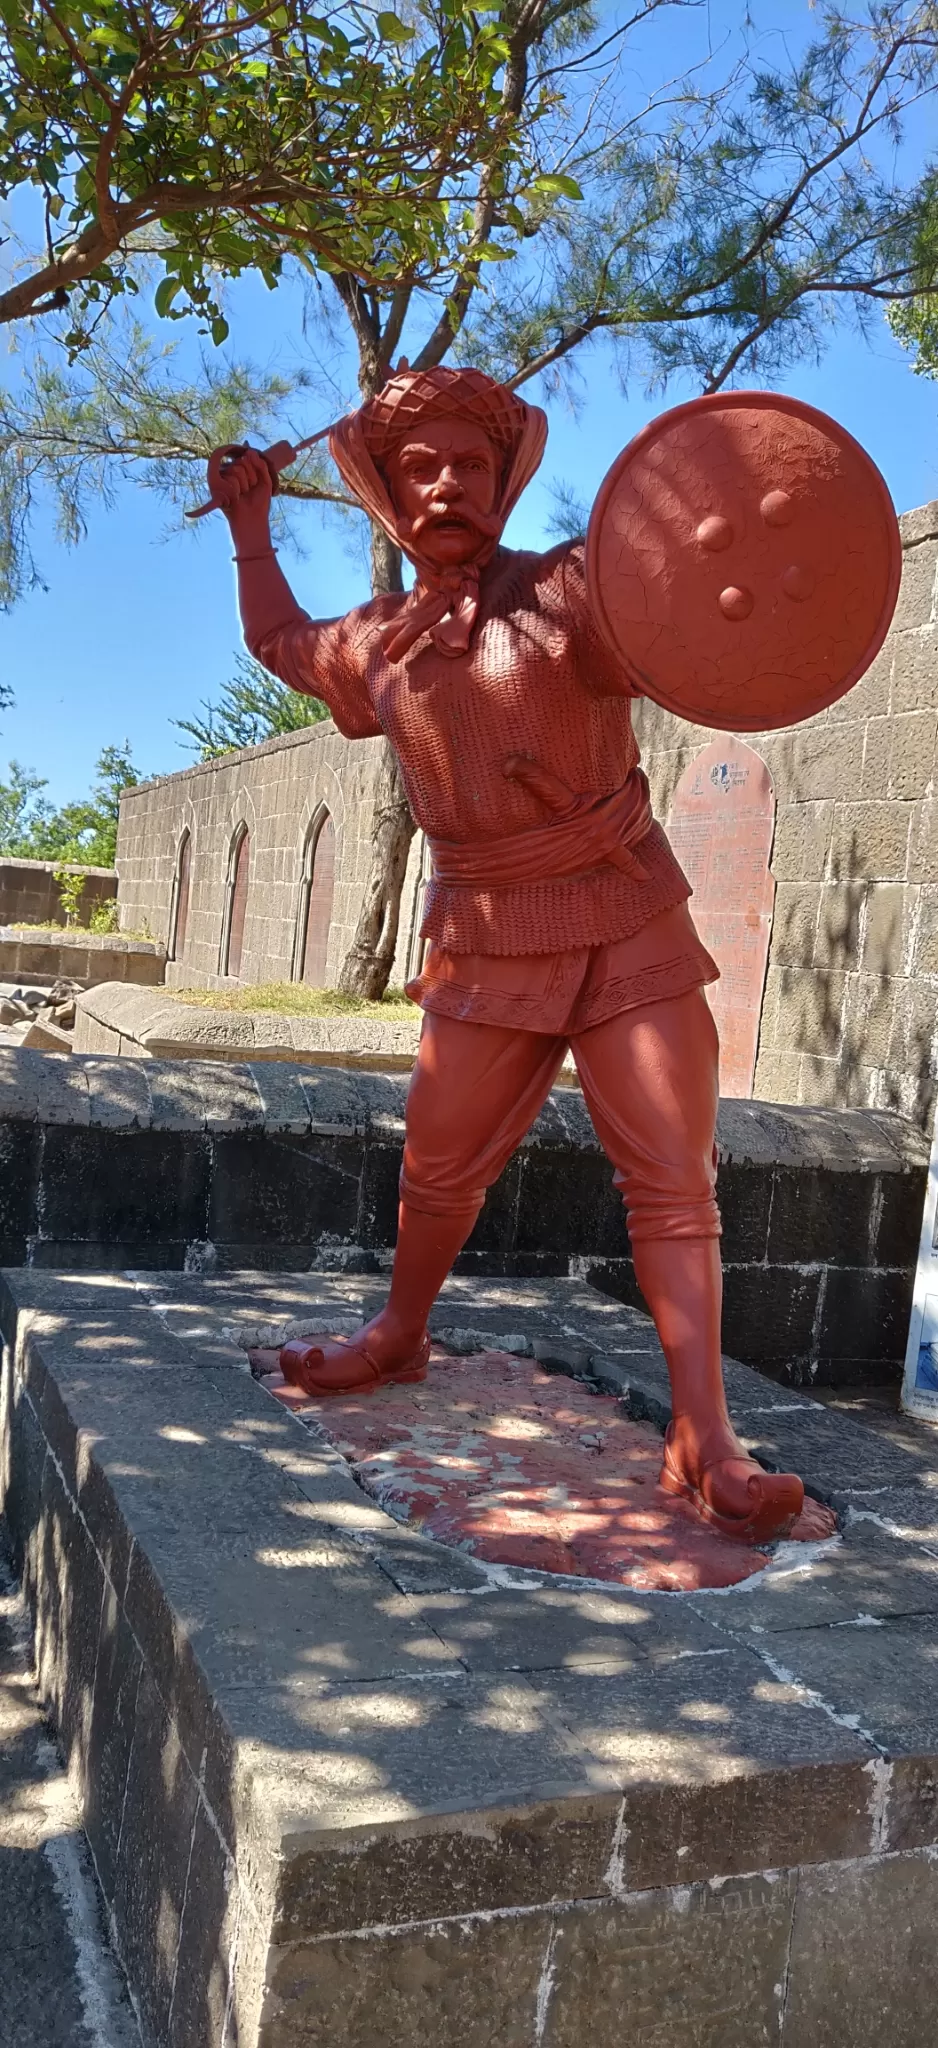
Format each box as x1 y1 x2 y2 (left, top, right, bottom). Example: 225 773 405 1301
667 739 775 1098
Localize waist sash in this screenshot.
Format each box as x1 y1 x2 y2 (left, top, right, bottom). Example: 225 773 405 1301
429 770 654 889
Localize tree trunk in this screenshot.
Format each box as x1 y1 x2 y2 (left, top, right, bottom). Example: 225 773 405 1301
337 522 418 998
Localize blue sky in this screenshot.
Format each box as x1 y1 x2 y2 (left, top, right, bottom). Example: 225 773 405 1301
1 0 937 807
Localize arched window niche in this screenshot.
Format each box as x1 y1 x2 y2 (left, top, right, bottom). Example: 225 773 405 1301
293 809 336 985
168 828 192 963
221 824 250 978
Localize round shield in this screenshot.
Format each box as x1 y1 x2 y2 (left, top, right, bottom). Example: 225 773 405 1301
585 391 902 732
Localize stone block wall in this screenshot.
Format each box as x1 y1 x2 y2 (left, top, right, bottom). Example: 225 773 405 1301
0 858 116 927
634 502 938 1121
0 929 165 989
0 1047 926 1387
116 722 401 991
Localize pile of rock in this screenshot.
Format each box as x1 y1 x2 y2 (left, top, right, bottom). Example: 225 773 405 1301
0 978 80 1049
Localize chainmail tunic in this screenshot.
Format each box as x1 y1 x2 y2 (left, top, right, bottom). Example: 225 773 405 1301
250 539 691 957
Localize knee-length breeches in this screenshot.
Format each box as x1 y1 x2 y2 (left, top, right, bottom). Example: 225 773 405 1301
399 984 721 1243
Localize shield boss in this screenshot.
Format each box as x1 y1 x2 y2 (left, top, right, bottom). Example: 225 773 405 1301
585 391 902 731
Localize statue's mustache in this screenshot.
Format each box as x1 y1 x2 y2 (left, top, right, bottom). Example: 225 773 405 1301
406 501 502 544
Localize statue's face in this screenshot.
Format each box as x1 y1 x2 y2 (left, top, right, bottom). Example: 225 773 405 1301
386 417 501 568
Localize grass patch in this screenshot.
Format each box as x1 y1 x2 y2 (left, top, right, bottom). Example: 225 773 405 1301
165 982 416 1018
4 920 155 941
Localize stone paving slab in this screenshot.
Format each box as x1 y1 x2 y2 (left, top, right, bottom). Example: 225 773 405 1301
4 1266 938 2045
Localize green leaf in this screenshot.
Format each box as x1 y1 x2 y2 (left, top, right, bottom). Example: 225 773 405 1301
88 24 139 54
531 173 583 201
154 276 181 317
376 11 414 41
211 314 230 345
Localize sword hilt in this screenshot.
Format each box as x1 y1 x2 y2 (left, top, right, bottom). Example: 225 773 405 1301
185 423 336 521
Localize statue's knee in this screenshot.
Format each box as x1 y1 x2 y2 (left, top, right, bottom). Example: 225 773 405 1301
624 1191 722 1241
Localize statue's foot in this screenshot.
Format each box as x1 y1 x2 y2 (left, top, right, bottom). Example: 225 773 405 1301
659 1418 804 1544
250 1317 430 1398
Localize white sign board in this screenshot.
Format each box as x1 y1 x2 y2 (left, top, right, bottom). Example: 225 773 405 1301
902 1091 938 1418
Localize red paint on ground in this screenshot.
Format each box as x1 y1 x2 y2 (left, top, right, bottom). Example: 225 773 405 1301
268 1349 826 1592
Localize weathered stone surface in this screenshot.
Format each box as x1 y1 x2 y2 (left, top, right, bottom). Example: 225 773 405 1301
85 1587 144 1899
770 881 821 968
783 1852 938 2048
862 881 912 975
767 1164 877 1266
262 1909 553 2048
890 630 938 712
694 1524 938 1636
522 1652 872 1793
0 1538 139 2048
259 1744 618 1939
736 1401 927 1502
74 982 424 1070
827 642 893 723
246 1061 312 1134
166 1806 240 2048
898 499 938 547
0 1119 40 1262
790 723 865 804
841 972 898 1071
891 538 937 630
0 855 116 926
818 1268 913 1378
208 1130 362 1247
0 924 163 989
720 1264 823 1374
764 1614 938 1754
116 718 391 993
112 1664 200 2047
32 1450 105 1778
770 801 834 882
544 1876 795 2048
85 1056 155 1129
37 1124 212 1253
887 709 938 799
6 1269 938 2046
829 800 911 880
0 1367 45 1592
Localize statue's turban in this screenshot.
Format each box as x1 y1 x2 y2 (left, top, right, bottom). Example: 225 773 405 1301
357 366 534 473
328 366 547 660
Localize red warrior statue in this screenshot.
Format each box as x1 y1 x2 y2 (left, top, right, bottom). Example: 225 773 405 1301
208 366 900 1545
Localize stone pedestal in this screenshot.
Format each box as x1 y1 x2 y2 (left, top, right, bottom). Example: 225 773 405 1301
4 1268 938 2045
